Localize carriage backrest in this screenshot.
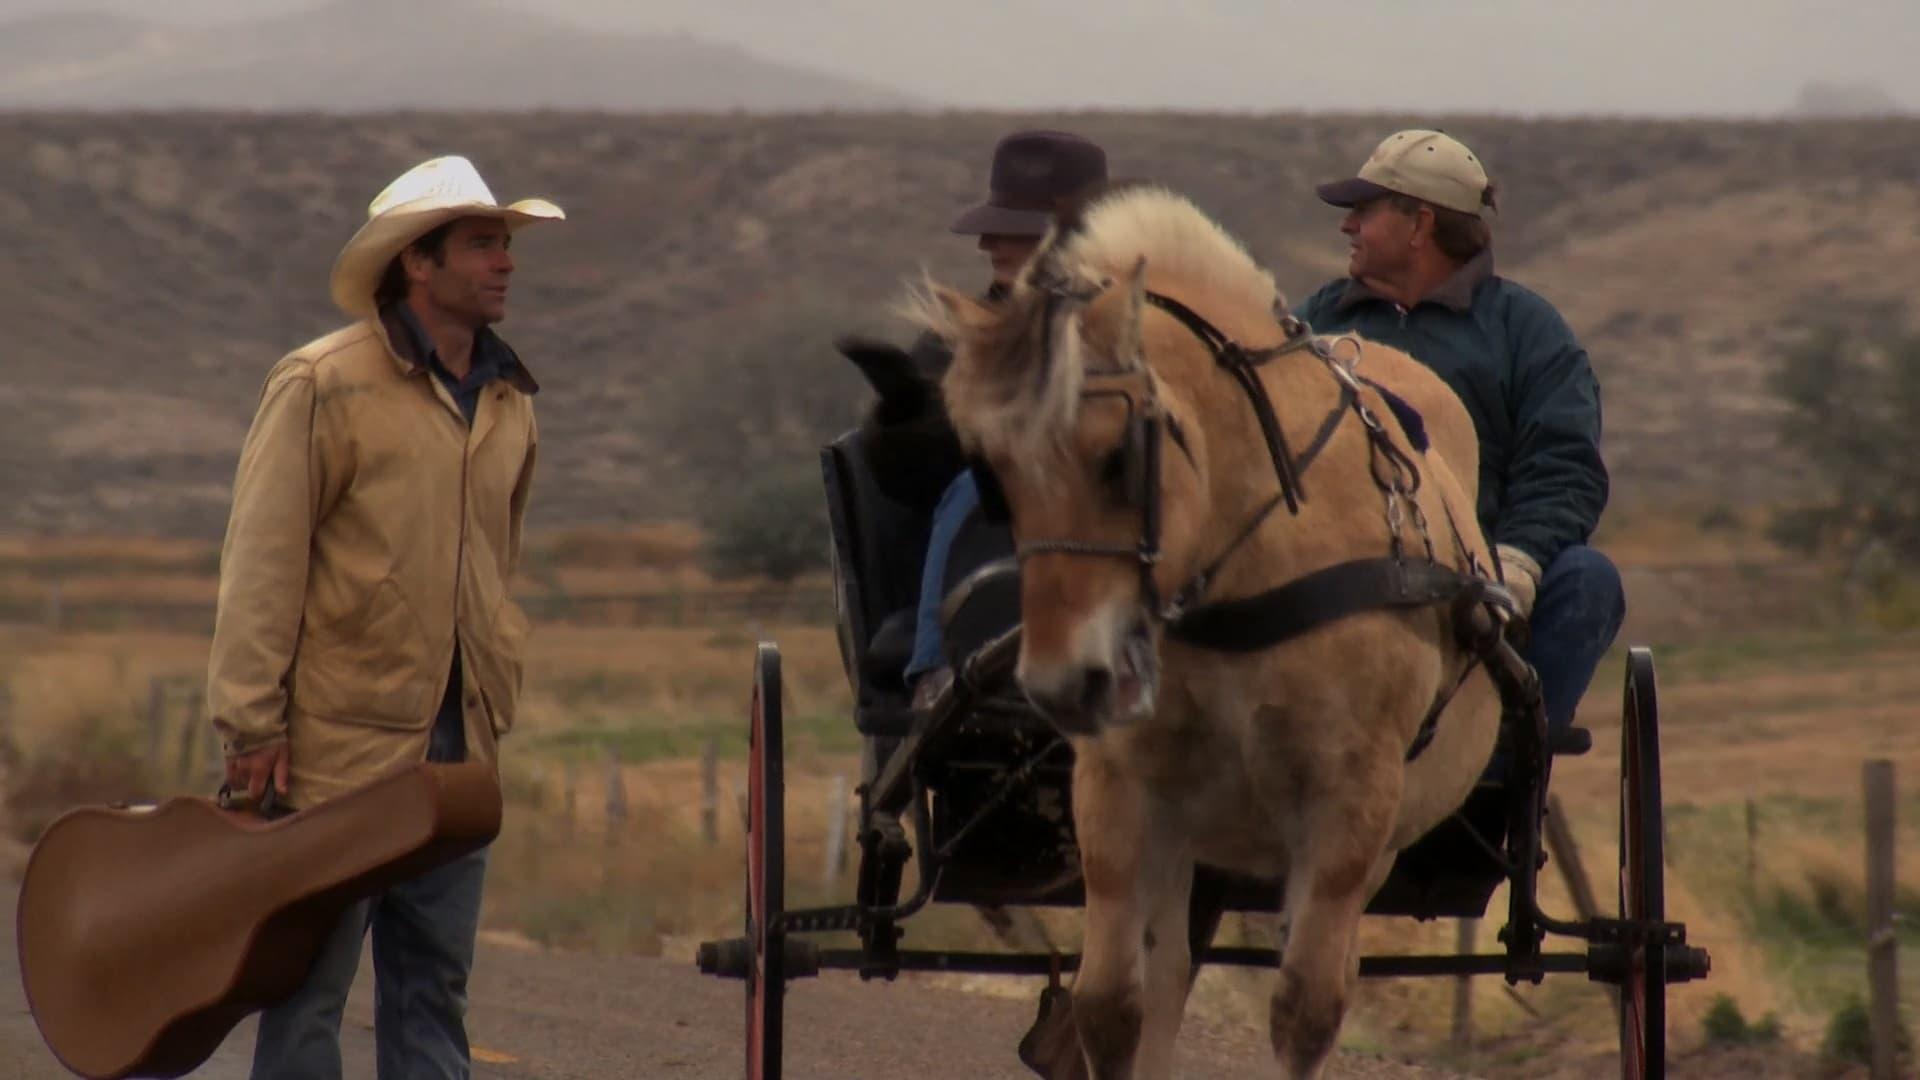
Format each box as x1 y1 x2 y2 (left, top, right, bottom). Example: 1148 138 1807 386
821 429 931 725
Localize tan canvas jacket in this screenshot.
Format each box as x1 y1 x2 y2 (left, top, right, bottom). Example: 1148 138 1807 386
207 315 538 807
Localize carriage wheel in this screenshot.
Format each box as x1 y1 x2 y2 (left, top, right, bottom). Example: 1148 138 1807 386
746 643 786 1080
1619 647 1666 1080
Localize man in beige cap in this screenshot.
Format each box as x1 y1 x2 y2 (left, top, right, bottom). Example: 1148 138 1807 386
1298 130 1621 761
207 155 562 1078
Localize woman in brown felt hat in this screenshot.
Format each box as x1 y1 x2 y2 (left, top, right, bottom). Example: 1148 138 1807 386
838 128 1109 708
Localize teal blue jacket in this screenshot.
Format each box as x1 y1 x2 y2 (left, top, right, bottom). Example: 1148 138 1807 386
1296 253 1608 568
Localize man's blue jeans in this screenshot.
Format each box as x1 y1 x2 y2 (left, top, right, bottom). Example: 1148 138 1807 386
250 704 486 1079
1520 545 1627 739
906 470 980 681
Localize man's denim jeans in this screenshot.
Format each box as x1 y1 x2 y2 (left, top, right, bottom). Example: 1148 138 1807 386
1520 544 1627 738
250 710 486 1080
906 470 981 681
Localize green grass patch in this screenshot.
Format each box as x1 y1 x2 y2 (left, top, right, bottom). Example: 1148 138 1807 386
1649 627 1914 683
1662 790 1920 1018
520 709 861 764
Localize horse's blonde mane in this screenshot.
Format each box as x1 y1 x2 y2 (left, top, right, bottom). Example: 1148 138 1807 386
1052 185 1279 317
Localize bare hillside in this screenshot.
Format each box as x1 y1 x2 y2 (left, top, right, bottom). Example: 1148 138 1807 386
0 111 1914 536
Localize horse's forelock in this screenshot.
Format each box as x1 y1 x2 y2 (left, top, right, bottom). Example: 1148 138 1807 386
936 278 1088 474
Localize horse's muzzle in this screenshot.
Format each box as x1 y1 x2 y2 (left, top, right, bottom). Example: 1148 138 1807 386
1021 619 1157 736
1025 664 1115 736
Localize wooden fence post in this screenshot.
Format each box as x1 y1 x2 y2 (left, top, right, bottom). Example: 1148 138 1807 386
822 774 847 888
561 758 578 837
1745 797 1758 893
701 735 719 846
145 678 167 776
176 706 201 787
603 747 628 841
1864 759 1898 1080
1451 918 1476 1051
204 719 225 785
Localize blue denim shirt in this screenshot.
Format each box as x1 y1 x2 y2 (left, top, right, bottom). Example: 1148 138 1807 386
386 303 520 426
379 303 527 761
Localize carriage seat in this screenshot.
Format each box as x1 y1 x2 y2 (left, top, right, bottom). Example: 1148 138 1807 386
823 424 1025 738
863 609 918 691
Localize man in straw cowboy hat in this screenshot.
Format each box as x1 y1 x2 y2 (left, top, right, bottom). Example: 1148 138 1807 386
207 155 562 1078
1298 130 1621 752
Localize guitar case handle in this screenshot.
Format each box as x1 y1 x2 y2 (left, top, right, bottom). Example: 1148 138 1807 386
216 782 293 821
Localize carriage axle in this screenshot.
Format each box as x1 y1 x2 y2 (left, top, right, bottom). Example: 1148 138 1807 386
697 932 1708 986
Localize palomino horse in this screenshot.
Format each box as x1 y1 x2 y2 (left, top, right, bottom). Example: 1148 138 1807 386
910 185 1509 1079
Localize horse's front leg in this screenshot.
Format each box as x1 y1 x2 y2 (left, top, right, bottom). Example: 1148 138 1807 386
1131 848 1195 1079
1268 753 1399 1080
1069 746 1161 1080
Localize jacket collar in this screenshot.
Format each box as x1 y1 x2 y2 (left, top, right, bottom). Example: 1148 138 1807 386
1336 250 1495 315
375 305 540 395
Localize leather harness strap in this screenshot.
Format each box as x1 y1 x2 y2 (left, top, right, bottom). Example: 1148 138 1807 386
1011 281 1521 762
1165 556 1478 653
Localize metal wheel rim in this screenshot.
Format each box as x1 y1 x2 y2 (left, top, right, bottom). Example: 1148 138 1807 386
1620 648 1666 1079
746 645 784 1080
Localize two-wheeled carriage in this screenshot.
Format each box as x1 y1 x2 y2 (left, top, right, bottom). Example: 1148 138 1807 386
695 427 1708 1078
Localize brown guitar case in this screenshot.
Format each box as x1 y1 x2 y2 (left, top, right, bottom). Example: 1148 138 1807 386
16 761 503 1080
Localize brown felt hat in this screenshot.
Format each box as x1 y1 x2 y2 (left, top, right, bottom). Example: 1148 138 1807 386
950 130 1109 237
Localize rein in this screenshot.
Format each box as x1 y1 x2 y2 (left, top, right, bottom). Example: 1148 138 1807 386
998 284 1501 758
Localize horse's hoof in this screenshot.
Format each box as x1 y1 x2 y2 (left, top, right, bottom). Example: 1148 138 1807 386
1017 985 1085 1080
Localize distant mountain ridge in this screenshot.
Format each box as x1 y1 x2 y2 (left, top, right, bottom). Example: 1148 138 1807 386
0 0 918 111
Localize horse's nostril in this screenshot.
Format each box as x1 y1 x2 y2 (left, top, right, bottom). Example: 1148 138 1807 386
1077 667 1114 715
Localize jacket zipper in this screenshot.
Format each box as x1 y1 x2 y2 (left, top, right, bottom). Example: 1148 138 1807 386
443 379 471 737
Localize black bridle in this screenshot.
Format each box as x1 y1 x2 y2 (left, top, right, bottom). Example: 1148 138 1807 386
982 287 1344 624
996 381 1177 614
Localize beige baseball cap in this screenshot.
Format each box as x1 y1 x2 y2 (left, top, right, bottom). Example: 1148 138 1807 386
1315 129 1492 216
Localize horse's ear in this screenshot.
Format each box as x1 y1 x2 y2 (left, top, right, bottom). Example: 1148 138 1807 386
1114 256 1148 373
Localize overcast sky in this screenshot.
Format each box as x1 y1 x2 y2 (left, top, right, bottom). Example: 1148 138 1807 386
1 0 1913 115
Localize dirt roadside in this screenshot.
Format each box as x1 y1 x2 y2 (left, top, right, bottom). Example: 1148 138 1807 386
0 886 1463 1079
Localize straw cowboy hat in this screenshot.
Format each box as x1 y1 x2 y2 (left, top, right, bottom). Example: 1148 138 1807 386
329 155 566 318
